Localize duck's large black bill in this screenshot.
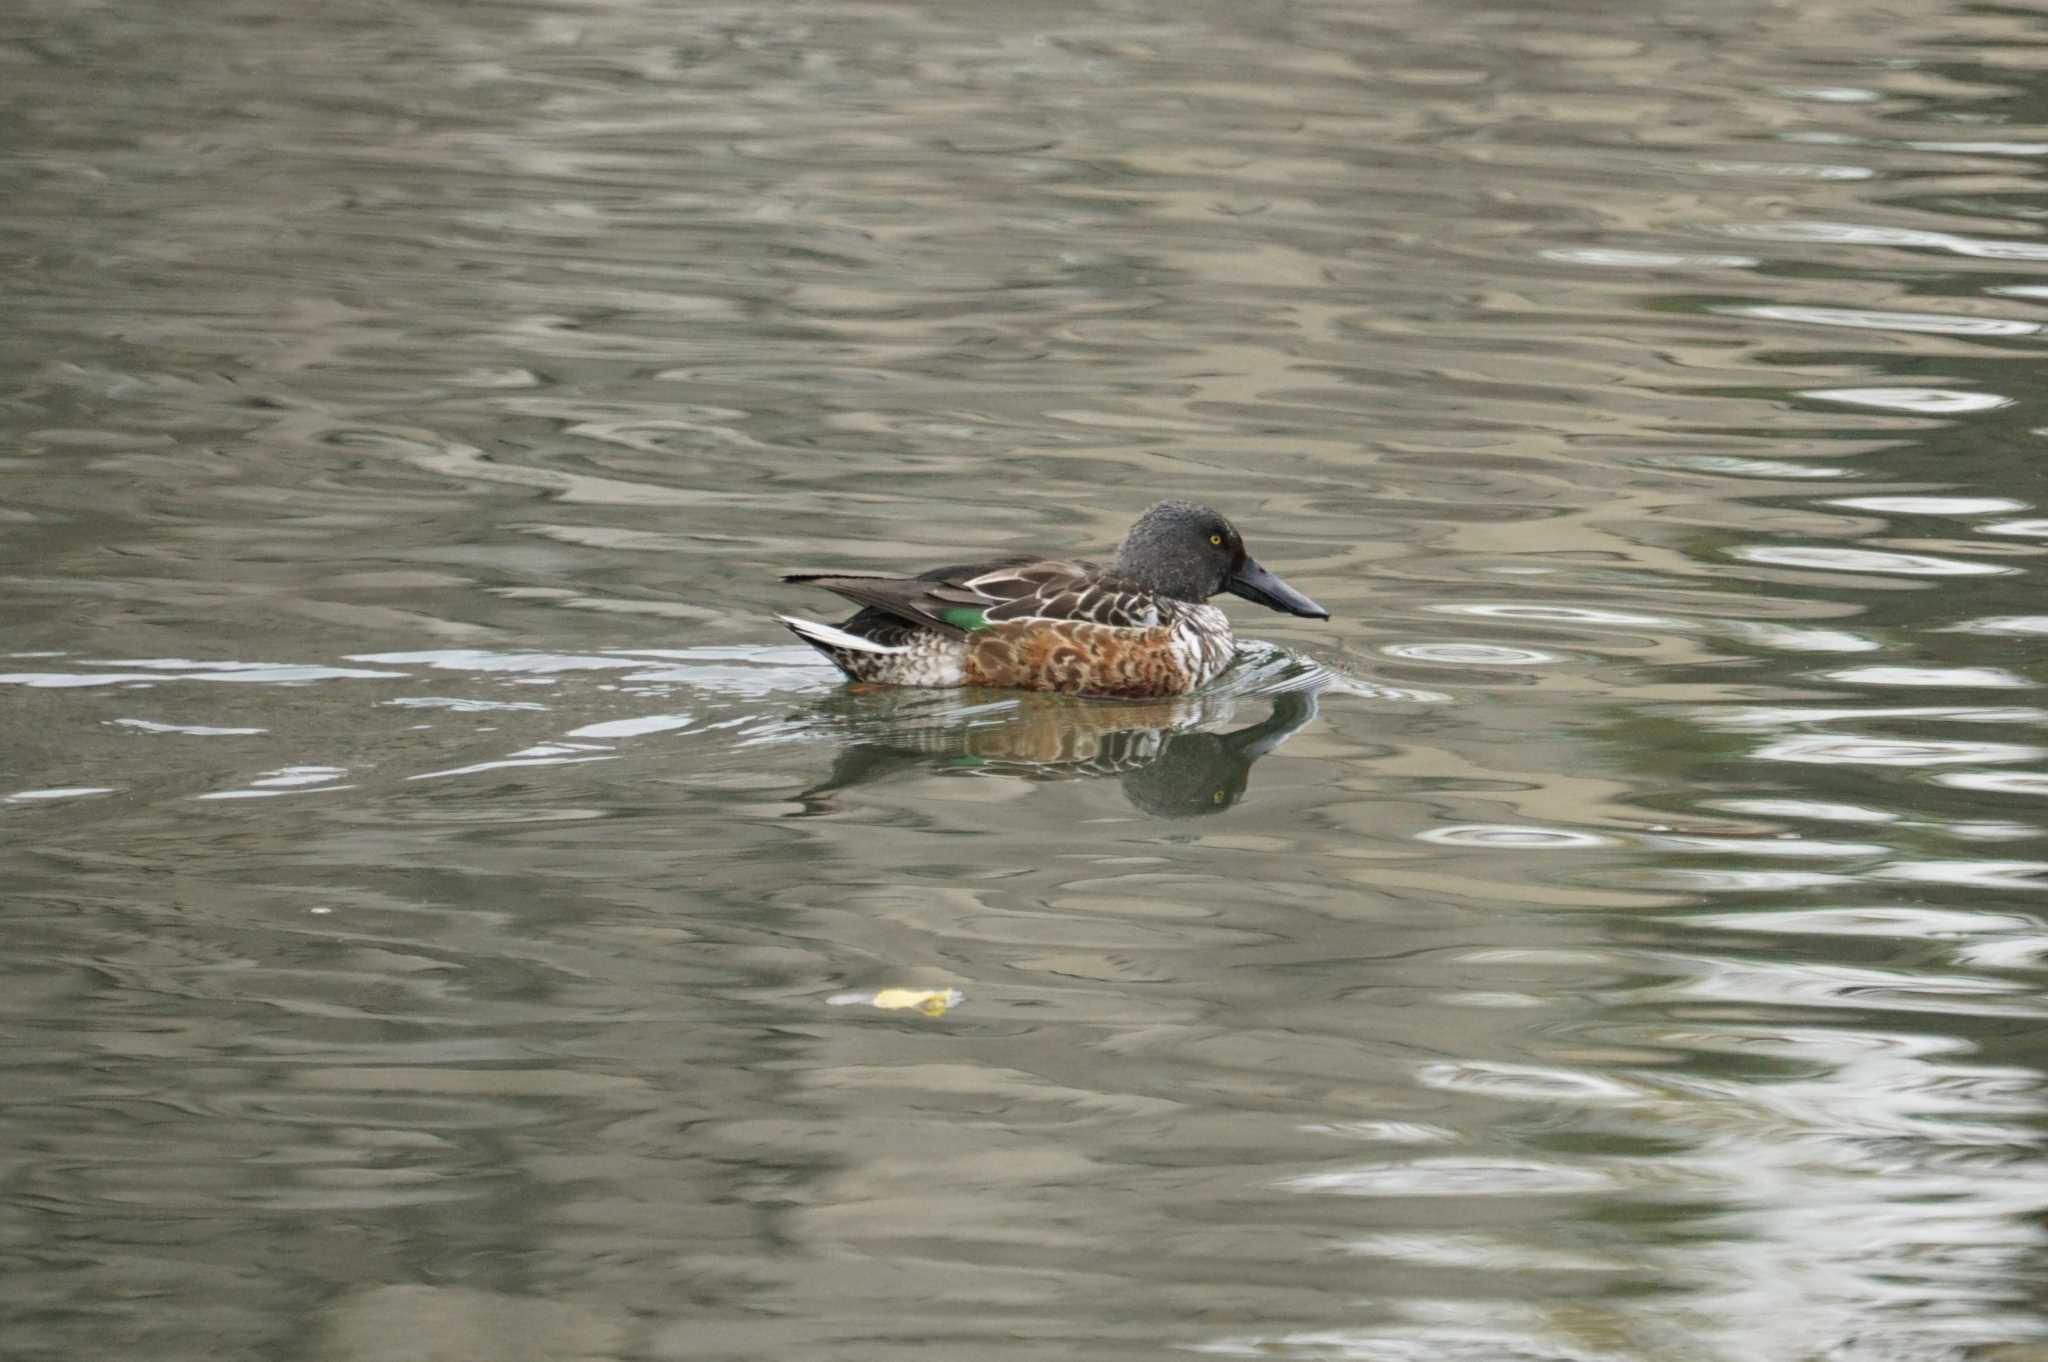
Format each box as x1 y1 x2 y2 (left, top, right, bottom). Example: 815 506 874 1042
1226 557 1329 619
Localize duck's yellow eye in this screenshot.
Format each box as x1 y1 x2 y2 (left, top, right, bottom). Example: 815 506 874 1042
1209 533 1223 546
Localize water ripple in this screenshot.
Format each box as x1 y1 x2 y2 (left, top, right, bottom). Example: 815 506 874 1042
1414 1062 1643 1105
1821 665 2033 688
1950 615 2048 636
1726 304 2041 336
5 1 2048 1357
1753 735 2043 767
1727 546 2012 576
1827 495 2026 515
1379 642 1556 666
1938 770 2048 797
1801 389 2013 415
1283 1158 1617 1198
1417 825 1615 850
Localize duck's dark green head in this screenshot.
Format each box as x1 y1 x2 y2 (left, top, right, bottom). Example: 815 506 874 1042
1111 500 1329 619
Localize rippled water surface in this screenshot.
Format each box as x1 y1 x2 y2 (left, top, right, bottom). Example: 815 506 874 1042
7 2 2048 1359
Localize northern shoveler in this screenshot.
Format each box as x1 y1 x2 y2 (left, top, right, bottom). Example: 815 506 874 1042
777 499 1329 697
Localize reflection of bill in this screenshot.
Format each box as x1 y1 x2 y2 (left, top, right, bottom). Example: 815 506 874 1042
794 685 1322 819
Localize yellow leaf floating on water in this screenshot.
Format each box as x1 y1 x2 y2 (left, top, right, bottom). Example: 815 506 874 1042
828 987 963 1016
872 987 960 1015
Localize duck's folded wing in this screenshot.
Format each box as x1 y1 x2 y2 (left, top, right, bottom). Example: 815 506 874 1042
967 562 1165 630
782 556 1041 638
785 557 1164 635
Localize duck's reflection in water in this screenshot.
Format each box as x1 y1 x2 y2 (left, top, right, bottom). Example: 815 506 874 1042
792 679 1322 819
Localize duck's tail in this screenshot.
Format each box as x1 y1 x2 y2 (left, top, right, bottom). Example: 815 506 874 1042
777 614 905 657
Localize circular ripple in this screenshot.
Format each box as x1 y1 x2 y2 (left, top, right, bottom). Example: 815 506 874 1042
1430 603 1679 628
1382 643 1557 666
1418 825 1614 849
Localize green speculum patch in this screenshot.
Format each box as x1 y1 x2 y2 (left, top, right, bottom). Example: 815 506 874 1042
939 606 991 631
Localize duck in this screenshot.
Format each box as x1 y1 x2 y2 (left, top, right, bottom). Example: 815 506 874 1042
777 499 1328 697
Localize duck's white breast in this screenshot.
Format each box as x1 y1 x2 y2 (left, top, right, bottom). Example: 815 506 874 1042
1171 604 1235 688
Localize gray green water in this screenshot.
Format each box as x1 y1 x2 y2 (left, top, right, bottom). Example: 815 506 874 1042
5 1 2048 1359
